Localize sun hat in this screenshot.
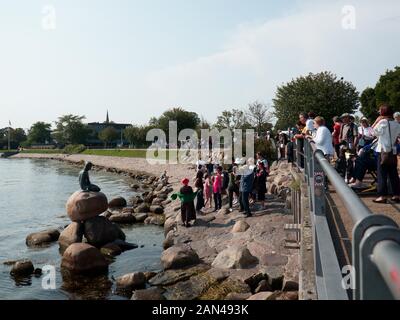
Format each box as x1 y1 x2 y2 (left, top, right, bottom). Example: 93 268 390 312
340 113 350 119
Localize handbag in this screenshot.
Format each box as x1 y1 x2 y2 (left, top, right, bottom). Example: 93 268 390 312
380 120 397 166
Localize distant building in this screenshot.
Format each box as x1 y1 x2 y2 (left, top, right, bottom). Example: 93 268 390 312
87 111 131 147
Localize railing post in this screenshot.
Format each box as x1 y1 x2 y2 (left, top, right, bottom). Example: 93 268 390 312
352 215 398 300
312 149 326 216
359 225 400 300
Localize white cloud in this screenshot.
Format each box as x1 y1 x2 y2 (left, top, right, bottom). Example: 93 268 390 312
139 0 400 122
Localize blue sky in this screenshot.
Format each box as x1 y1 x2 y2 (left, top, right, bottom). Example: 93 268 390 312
1 0 400 129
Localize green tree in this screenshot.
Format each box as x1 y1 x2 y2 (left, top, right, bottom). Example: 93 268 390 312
124 125 150 148
10 128 27 145
98 126 119 147
246 101 273 134
360 87 377 122
152 107 200 137
273 72 359 130
214 109 251 131
53 114 91 145
360 66 400 122
27 122 52 144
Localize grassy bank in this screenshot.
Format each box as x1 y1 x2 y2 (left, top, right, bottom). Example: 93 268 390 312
82 149 178 160
82 149 149 158
20 149 63 154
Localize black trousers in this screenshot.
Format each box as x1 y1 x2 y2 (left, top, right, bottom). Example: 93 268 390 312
239 192 251 214
228 185 239 208
196 189 204 211
377 154 400 197
213 192 222 210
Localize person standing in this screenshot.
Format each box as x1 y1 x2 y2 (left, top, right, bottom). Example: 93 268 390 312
372 105 400 203
255 161 267 209
339 113 358 151
171 178 197 228
227 165 240 212
309 117 335 157
203 174 212 209
212 166 223 211
238 163 255 217
306 111 316 135
356 117 375 151
332 116 342 158
194 168 205 214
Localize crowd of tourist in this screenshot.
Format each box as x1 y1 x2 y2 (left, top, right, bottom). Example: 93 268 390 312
173 152 270 228
282 104 400 204
172 103 400 227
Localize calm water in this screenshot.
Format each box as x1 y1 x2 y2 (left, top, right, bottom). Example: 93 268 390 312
0 158 163 300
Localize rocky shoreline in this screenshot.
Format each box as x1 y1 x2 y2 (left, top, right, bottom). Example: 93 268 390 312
8 154 300 300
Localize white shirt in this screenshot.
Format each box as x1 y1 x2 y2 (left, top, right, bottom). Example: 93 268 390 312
358 126 374 139
306 119 315 132
313 126 334 156
373 119 400 154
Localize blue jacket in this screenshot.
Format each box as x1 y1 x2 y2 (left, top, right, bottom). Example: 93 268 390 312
240 173 254 193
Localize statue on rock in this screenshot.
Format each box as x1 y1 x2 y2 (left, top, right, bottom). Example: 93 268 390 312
79 162 101 192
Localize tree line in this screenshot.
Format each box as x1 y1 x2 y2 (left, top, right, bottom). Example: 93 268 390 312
2 66 399 149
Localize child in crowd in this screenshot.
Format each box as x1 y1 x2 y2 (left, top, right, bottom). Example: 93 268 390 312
212 166 223 211
204 174 213 209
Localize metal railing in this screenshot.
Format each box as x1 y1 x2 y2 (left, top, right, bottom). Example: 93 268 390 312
293 138 400 300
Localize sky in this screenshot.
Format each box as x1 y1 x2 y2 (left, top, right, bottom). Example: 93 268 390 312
1 0 400 130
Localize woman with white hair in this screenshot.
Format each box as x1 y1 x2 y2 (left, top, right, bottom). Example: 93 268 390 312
394 112 400 124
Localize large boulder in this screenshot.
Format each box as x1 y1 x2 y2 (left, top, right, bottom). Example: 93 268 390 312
66 191 108 222
134 203 150 214
231 221 250 233
133 212 148 223
108 197 127 208
164 217 176 236
26 229 60 247
109 213 136 224
150 205 164 215
61 243 108 275
10 260 34 277
101 243 123 257
116 272 146 291
211 246 258 269
58 223 84 251
247 291 279 300
131 287 166 300
161 245 200 270
84 216 126 247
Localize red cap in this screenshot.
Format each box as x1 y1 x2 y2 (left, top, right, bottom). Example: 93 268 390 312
181 178 189 185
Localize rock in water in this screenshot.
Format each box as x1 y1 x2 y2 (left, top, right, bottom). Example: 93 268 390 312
133 213 148 223
211 246 258 269
108 197 127 208
116 272 146 291
101 243 123 257
84 216 126 247
26 229 60 247
161 245 200 270
58 222 84 251
10 260 34 277
61 243 108 275
66 191 108 222
109 213 136 224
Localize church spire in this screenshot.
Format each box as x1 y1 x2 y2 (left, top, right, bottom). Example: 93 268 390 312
106 110 110 124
